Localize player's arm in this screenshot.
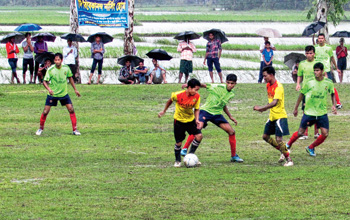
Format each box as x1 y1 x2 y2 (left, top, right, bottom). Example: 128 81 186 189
296 76 303 91
331 93 337 115
293 93 304 117
68 77 81 97
43 81 54 96
224 105 237 125
331 56 341 73
253 99 278 112
158 98 173 118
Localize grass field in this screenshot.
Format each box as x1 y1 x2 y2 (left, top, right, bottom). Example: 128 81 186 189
1 83 350 219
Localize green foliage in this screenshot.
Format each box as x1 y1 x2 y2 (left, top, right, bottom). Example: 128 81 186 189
307 0 350 26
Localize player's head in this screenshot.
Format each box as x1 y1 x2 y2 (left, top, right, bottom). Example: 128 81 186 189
54 53 63 67
187 78 201 96
318 33 325 45
313 62 324 78
226 74 237 91
262 66 275 83
305 45 315 61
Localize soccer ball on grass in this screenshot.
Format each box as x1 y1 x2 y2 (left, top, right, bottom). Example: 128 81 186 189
183 153 199 168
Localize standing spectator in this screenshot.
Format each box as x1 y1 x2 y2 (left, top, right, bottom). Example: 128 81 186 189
258 37 276 83
118 60 135 84
88 36 104 85
336 38 347 83
262 41 274 70
63 39 78 83
6 37 20 84
22 32 34 84
291 61 300 83
134 61 148 84
34 36 48 84
203 32 223 83
148 59 167 84
177 37 196 83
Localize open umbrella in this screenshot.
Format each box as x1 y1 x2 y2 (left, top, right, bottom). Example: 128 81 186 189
332 31 350 38
0 32 25 44
146 49 172 61
203 28 228 43
117 55 144 67
284 53 306 69
32 32 56 42
14 23 42 32
302 22 326 36
61 33 86 42
35 52 55 64
87 32 113 44
256 28 282 38
174 31 201 41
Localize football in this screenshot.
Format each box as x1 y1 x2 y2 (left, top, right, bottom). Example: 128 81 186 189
183 153 199 168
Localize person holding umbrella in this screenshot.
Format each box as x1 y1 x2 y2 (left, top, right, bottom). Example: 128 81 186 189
34 36 48 84
336 38 347 83
22 32 35 84
148 59 167 84
118 59 135 84
203 32 223 83
63 39 78 83
177 36 196 83
6 36 20 84
259 37 276 83
88 35 105 84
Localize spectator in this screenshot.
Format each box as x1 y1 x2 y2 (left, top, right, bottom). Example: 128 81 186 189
118 60 135 84
148 59 167 84
88 36 104 84
177 37 196 83
203 32 223 83
292 60 300 83
336 38 347 83
258 37 276 83
22 32 34 84
37 58 52 83
34 36 48 84
262 41 274 69
6 37 20 84
63 39 78 83
134 61 148 84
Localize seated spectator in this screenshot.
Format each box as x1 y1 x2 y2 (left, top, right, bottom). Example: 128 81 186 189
118 60 135 84
147 59 167 84
291 60 299 83
37 58 52 83
134 61 148 84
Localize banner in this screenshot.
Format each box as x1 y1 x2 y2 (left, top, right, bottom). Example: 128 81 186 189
76 0 128 28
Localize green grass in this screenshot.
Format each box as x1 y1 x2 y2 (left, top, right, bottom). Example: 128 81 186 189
0 83 350 219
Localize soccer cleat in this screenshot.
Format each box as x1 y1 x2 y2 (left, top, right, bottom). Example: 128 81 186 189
231 155 244 163
35 129 43 136
73 130 81 136
283 160 294 167
314 133 320 139
180 148 188 156
278 154 285 163
306 146 316 157
336 104 342 110
196 161 202 166
174 161 181 168
286 143 291 150
299 135 308 140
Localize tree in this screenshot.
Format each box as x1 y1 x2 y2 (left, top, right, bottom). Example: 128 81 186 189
124 0 135 55
70 0 81 83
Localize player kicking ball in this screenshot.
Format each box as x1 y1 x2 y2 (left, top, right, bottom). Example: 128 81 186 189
158 79 202 168
286 62 337 156
180 74 243 163
36 53 81 136
253 66 293 166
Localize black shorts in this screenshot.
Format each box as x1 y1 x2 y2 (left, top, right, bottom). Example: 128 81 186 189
45 94 72 106
337 57 347 71
300 114 329 130
174 119 201 143
264 118 290 137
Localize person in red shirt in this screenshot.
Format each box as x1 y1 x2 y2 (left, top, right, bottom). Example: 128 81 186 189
6 37 20 84
336 38 347 83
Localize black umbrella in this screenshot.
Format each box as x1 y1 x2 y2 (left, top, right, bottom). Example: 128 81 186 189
61 33 86 42
174 31 201 41
117 55 144 67
87 32 113 44
35 52 55 64
284 53 306 69
32 32 56 42
302 22 326 36
146 49 172 61
0 32 25 44
331 31 350 38
203 28 229 43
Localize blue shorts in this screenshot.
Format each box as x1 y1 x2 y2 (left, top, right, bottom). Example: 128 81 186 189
264 118 290 137
45 94 72 106
198 110 228 128
8 58 18 73
300 114 329 129
207 57 221 73
326 71 334 81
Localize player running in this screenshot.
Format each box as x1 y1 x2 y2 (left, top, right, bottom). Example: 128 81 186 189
158 78 203 168
180 74 244 163
253 66 293 167
36 53 81 136
286 62 337 157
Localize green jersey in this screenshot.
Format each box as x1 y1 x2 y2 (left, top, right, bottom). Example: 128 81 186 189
297 59 316 87
315 44 334 72
201 84 235 115
301 78 334 116
44 64 73 97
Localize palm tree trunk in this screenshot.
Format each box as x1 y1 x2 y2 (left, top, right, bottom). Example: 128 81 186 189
124 0 134 55
70 0 81 83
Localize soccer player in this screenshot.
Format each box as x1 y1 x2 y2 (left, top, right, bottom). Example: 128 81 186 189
286 62 337 157
158 78 202 168
253 66 293 167
36 53 81 136
180 74 243 163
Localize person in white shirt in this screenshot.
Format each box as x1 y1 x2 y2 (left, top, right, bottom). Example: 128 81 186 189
258 37 276 83
63 39 78 82
22 32 35 84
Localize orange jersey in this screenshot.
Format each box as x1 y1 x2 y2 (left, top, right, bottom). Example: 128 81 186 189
266 81 287 121
171 90 200 123
6 42 19 59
